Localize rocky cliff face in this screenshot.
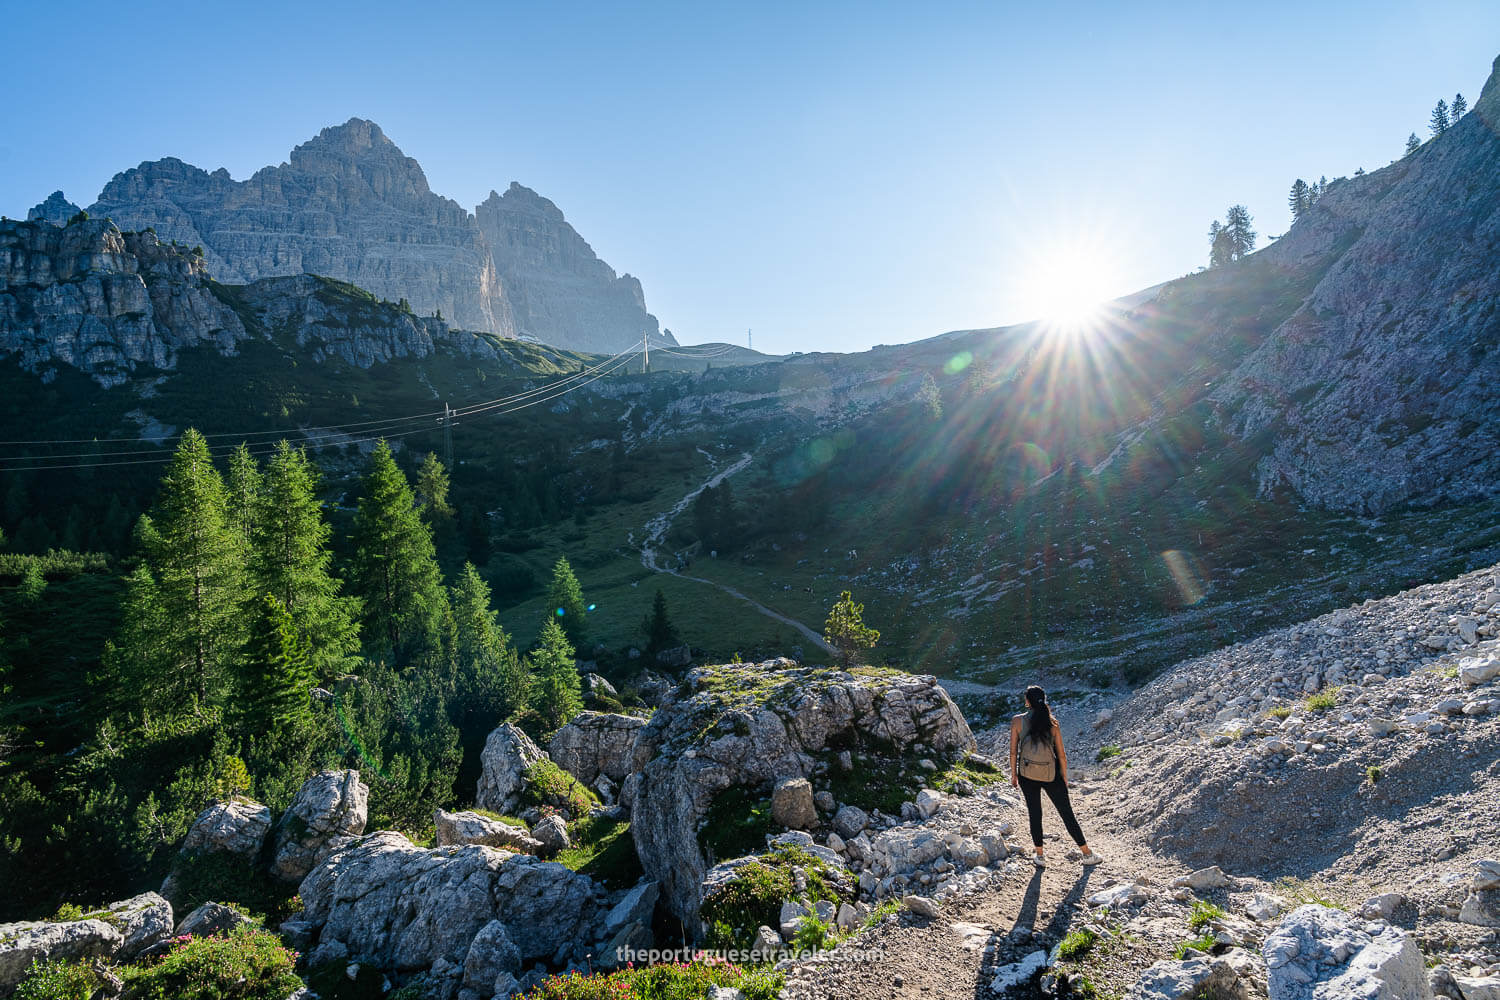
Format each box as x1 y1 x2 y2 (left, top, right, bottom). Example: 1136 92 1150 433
475 183 670 352
0 216 500 387
85 120 512 338
0 217 248 387
1208 54 1500 512
25 191 80 226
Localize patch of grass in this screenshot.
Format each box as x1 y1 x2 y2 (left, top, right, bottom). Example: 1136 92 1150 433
1095 745 1122 762
790 913 836 953
1274 877 1345 910
701 784 776 862
1267 705 1292 720
931 752 1008 794
557 814 642 890
1056 926 1099 960
1366 765 1382 784
1172 933 1218 960
522 758 599 818
1187 900 1224 932
1304 688 1339 713
701 846 845 952
517 958 783 999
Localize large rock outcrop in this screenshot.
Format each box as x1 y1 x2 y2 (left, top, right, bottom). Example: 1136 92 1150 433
474 183 667 352
25 191 80 226
297 831 603 1000
626 659 975 925
0 919 121 995
547 711 647 787
177 797 273 861
271 769 369 883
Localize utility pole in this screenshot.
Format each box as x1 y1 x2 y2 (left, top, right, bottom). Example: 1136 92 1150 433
748 328 752 351
643 334 649 374
442 402 453 469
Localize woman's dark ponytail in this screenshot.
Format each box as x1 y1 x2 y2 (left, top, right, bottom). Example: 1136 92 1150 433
1025 685 1053 745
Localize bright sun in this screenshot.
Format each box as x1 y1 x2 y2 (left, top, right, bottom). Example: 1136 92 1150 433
1022 237 1127 331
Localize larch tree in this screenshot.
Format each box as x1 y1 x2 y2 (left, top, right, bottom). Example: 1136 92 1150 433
1431 99 1450 137
1225 204 1256 260
350 441 446 662
415 452 454 521
545 556 589 648
139 429 247 709
225 444 263 551
451 562 528 720
235 593 314 744
1288 179 1312 220
1452 92 1467 120
1405 132 1421 156
252 442 361 681
529 617 582 731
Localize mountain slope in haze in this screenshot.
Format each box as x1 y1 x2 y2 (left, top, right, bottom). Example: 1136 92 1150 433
476 182 665 353
65 119 668 353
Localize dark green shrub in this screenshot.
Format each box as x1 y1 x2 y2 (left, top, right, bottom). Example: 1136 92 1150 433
168 850 302 925
121 926 302 999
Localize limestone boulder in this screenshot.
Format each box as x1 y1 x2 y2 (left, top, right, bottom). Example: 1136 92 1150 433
0 919 121 995
476 723 546 816
531 814 570 857
298 831 600 1000
179 798 274 861
1128 957 1248 999
176 901 253 938
435 809 541 854
1263 904 1432 1000
271 770 369 883
547 712 646 787
104 892 174 963
770 777 817 830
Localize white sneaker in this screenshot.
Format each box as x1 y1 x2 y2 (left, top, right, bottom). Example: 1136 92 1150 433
1081 852 1103 866
1033 853 1046 868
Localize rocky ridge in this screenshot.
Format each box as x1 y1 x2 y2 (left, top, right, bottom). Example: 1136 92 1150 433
0 216 504 387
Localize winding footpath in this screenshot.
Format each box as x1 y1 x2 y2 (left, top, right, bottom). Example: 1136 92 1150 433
638 451 836 655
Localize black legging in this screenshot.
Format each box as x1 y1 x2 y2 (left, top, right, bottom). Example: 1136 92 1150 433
1018 775 1086 848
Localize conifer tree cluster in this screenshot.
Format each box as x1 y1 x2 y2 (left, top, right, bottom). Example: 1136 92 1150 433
1207 205 1256 268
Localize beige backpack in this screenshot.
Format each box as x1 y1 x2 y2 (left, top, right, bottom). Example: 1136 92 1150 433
1017 720 1057 782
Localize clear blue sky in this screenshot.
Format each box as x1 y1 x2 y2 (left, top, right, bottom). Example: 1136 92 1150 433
2 1 1496 354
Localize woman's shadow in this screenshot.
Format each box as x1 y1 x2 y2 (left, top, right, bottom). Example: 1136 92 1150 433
974 865 1097 997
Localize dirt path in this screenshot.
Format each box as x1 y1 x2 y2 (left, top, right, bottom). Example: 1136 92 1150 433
639 452 836 655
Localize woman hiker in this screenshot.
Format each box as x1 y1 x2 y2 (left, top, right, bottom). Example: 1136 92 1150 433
1009 684 1101 867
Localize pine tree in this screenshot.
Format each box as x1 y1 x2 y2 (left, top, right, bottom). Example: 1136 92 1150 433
823 590 880 666
1288 179 1311 220
225 444 262 550
451 562 527 717
1405 132 1421 156
415 452 454 521
138 429 247 708
545 556 589 647
641 588 680 654
18 562 46 605
252 442 361 680
1207 221 1230 268
529 618 582 730
350 441 446 661
1452 93 1467 120
1225 205 1256 260
235 594 313 743
1431 99 1450 137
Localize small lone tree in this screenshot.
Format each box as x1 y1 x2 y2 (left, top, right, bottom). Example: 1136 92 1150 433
916 372 943 421
641 588 680 654
1405 132 1421 156
1287 179 1312 220
824 590 879 666
530 617 582 730
1452 92 1467 120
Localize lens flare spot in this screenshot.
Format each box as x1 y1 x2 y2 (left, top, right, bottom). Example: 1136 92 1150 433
586 604 596 612
944 351 973 375
555 607 566 617
808 437 837 466
1161 550 1207 606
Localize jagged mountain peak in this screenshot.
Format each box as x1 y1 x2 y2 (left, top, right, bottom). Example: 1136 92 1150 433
1477 52 1500 125
25 190 80 226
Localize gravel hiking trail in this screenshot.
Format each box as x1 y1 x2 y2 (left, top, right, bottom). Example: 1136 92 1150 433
638 451 836 655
